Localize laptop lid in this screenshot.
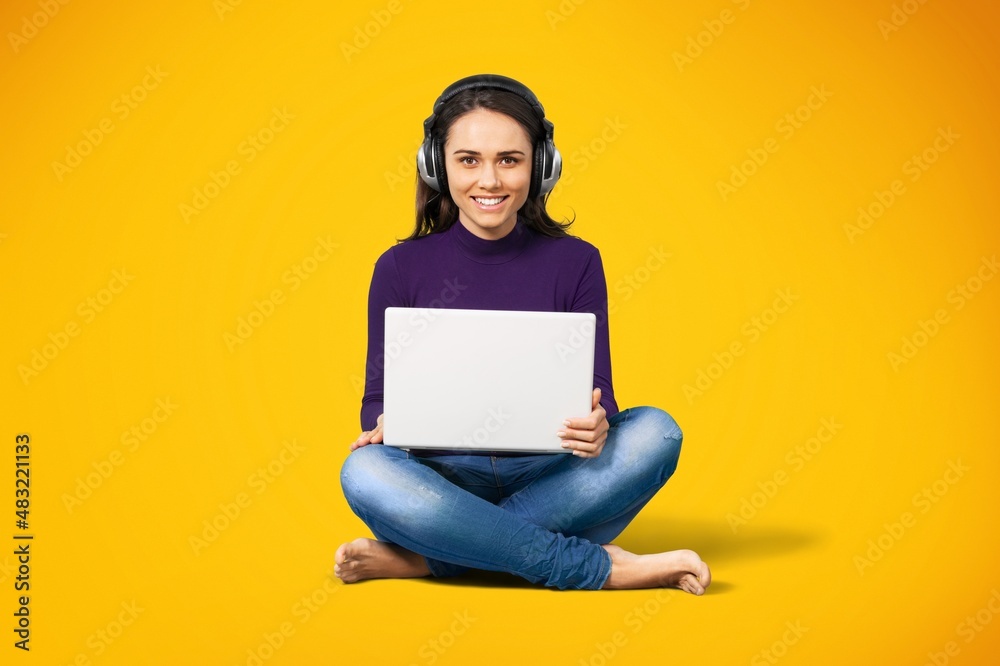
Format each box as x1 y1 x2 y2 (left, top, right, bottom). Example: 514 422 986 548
382 307 596 453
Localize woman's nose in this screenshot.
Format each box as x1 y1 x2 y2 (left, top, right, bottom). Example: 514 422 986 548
478 165 500 189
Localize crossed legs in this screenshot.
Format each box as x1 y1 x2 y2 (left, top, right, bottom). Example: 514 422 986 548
336 407 710 593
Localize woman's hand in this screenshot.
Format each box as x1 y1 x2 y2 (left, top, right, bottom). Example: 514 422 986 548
558 388 609 459
350 413 384 451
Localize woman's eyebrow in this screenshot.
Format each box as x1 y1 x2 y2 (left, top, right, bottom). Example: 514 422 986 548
451 149 527 156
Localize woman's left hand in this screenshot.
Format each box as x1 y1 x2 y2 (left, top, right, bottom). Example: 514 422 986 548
557 388 610 459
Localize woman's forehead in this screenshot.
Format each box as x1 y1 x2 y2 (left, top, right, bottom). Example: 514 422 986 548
445 109 531 150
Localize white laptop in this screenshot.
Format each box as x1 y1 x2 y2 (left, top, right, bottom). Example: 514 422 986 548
382 307 596 453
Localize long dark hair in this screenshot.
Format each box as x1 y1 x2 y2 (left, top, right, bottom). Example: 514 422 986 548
400 86 576 243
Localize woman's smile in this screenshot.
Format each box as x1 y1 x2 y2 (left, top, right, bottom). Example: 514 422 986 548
471 195 509 210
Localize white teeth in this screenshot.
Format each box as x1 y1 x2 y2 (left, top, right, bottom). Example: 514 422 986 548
474 196 506 206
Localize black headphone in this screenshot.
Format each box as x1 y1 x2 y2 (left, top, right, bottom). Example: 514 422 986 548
416 74 562 199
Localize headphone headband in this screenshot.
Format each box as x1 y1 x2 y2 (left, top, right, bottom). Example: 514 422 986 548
417 74 562 198
433 74 547 118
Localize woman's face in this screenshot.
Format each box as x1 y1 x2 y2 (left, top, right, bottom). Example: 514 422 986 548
443 108 533 240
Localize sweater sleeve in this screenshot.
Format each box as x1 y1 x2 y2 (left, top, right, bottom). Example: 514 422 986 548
360 248 405 432
570 247 619 420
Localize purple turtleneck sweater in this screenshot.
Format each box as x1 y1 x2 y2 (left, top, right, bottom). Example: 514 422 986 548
360 215 618 441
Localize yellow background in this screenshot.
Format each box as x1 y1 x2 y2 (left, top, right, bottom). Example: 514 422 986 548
2 0 999 664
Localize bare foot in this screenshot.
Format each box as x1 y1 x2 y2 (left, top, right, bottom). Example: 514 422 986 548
601 544 711 595
334 538 431 583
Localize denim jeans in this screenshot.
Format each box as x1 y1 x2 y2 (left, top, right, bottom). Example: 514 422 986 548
339 406 682 590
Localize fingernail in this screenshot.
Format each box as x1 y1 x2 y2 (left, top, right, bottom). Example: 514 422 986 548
556 431 565 437
563 420 571 426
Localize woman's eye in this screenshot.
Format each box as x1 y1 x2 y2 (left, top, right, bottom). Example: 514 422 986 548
460 157 477 165
501 157 518 165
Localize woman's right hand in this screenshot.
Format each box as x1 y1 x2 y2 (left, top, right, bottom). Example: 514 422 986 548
350 413 384 451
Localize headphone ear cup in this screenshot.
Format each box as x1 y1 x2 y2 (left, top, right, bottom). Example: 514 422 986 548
531 141 546 198
417 137 438 191
548 144 562 194
434 139 448 193
536 140 561 197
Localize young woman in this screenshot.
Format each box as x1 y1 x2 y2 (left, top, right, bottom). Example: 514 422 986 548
336 74 711 593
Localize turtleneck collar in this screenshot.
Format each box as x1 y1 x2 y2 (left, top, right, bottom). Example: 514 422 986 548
448 215 530 264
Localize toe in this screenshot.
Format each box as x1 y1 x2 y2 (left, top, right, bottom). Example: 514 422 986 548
678 573 704 595
697 562 712 589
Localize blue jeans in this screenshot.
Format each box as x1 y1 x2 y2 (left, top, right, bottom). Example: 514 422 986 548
339 406 682 590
